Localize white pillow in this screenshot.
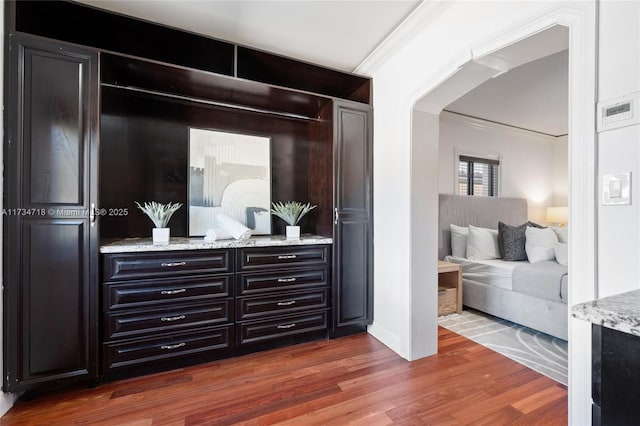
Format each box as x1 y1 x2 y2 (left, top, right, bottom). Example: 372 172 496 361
550 226 568 243
554 242 568 265
450 224 469 258
466 225 500 260
525 226 558 263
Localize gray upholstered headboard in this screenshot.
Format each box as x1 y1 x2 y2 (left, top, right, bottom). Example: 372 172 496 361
438 194 528 259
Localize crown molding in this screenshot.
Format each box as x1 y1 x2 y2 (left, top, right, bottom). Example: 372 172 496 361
440 110 563 141
354 1 454 76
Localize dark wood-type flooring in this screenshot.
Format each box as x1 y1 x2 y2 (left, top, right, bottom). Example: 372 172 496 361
1 327 568 425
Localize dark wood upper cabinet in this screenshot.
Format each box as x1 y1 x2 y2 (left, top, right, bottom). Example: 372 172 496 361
236 47 371 104
4 0 374 391
331 101 373 335
100 53 331 120
3 35 99 392
10 1 370 105
13 0 235 76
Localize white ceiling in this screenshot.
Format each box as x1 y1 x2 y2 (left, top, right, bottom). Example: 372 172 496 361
76 0 568 136
76 0 421 72
447 49 569 137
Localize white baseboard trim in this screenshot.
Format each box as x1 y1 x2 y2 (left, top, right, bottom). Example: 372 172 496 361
367 322 407 360
0 392 19 418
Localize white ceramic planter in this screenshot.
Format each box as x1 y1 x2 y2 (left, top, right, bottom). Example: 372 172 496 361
153 227 170 244
286 225 300 240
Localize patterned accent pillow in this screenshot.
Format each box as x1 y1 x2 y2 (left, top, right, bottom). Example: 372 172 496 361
498 221 543 261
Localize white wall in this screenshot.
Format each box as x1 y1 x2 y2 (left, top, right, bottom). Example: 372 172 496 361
410 110 439 359
597 0 640 299
553 135 569 206
438 111 562 223
364 0 585 357
361 1 597 424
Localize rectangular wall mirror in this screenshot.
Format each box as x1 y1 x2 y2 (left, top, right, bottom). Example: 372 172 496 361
188 127 272 236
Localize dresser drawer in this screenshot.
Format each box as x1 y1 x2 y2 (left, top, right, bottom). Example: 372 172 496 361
104 275 232 310
237 267 329 296
237 311 328 346
237 289 329 321
103 300 233 340
237 245 330 271
103 326 233 370
103 250 232 281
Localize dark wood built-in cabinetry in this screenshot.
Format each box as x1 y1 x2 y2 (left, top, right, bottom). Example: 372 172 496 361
592 325 640 425
4 0 373 391
236 246 331 346
332 101 373 336
101 250 235 373
3 35 99 392
100 245 330 376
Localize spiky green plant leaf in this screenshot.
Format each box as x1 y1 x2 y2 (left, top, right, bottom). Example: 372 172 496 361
270 201 316 226
135 201 183 228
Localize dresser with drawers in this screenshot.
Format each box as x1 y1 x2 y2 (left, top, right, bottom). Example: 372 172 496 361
100 236 332 377
236 245 331 347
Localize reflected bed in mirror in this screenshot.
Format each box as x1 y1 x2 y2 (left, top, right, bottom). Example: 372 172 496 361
188 127 272 236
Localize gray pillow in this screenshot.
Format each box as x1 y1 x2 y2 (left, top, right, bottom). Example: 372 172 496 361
498 221 543 261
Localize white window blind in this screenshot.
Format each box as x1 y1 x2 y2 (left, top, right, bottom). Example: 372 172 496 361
458 155 499 196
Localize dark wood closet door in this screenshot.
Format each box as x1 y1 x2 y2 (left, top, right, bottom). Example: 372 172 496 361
331 100 373 336
4 35 99 391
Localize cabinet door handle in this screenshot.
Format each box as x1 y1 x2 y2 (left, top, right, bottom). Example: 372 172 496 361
161 261 186 267
277 277 297 283
160 288 187 295
277 300 296 306
161 315 186 322
90 203 97 228
277 255 297 260
334 208 339 225
277 323 296 329
160 342 186 350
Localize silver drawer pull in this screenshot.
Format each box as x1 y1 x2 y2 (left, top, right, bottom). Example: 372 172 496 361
161 261 186 267
277 323 296 329
160 288 187 295
160 342 186 350
277 255 297 260
277 300 296 306
161 315 186 322
277 277 297 283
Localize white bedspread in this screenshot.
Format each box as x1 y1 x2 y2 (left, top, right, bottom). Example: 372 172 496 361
444 256 526 290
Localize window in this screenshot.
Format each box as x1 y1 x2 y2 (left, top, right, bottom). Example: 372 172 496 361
458 155 499 196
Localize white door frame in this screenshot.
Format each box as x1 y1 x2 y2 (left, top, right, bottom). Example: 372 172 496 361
407 4 597 425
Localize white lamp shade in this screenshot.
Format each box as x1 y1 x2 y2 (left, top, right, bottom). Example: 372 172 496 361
546 206 568 224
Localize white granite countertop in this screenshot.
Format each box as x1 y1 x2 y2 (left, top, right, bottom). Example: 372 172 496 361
100 234 333 253
572 289 640 336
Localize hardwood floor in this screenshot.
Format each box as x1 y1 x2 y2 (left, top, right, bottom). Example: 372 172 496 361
1 327 567 425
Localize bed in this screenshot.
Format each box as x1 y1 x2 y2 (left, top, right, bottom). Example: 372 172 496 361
439 194 568 340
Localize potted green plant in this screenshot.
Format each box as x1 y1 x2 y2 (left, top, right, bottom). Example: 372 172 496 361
135 201 183 244
270 201 316 239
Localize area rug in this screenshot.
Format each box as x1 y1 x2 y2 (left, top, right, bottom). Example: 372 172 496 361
438 309 568 385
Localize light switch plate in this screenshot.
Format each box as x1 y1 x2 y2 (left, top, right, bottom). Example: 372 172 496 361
602 172 631 205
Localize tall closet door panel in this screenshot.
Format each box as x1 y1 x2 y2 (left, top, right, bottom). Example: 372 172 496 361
334 220 369 326
24 49 88 206
4 35 99 392
332 100 373 334
21 220 90 380
335 106 370 214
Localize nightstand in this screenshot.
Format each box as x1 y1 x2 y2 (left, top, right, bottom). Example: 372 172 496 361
437 260 463 315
